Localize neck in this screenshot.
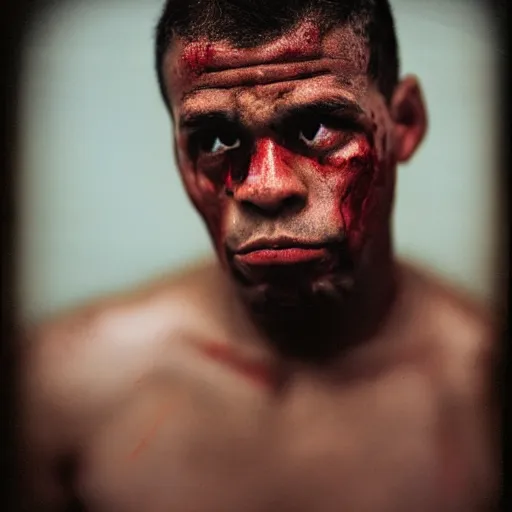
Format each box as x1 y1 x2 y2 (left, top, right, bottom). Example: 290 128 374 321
243 230 398 364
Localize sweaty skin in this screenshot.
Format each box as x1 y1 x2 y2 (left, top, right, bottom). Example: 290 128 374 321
18 20 498 512
166 23 399 329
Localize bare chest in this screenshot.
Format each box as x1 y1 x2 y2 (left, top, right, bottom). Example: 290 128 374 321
76 365 453 512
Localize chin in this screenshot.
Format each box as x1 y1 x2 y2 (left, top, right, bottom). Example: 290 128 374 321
233 273 361 362
235 269 357 314
224 239 360 315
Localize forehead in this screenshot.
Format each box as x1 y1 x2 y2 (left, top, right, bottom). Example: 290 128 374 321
162 20 371 121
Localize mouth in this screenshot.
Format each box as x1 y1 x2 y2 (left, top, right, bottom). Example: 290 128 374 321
232 238 330 266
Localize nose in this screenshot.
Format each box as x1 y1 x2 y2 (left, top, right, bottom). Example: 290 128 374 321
232 138 307 216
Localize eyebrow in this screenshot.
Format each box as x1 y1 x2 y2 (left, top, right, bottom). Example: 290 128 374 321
275 98 364 123
179 111 237 131
179 98 364 131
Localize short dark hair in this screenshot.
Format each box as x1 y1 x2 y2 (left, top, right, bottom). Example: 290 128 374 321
155 0 399 106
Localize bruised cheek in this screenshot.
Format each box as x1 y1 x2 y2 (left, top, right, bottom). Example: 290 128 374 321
324 137 390 252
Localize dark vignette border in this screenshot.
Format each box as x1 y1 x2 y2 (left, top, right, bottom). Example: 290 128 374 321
2 1 29 510
0 1 507 510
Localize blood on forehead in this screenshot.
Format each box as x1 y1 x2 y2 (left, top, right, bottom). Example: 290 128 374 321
181 41 216 76
175 20 367 79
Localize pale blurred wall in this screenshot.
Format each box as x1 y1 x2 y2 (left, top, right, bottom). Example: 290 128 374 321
18 0 501 322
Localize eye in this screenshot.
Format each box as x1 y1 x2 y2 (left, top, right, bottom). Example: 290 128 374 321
210 136 240 153
199 129 241 155
298 119 322 143
297 119 332 147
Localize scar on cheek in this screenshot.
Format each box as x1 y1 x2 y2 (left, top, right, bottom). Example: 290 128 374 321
128 403 173 461
199 342 275 389
182 42 216 75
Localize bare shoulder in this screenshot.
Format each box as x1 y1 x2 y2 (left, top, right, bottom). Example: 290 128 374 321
399 261 500 506
19 258 228 447
400 261 499 372
399 261 499 408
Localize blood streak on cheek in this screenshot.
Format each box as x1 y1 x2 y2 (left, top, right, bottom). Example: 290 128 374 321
354 153 389 247
182 42 216 75
224 163 234 190
329 139 379 248
199 342 276 389
224 155 248 188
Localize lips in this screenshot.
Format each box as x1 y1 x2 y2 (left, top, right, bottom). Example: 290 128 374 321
232 239 329 266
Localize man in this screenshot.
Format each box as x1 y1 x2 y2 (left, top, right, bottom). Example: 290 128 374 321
18 0 499 510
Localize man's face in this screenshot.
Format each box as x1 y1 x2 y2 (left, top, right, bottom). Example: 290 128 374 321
163 21 424 306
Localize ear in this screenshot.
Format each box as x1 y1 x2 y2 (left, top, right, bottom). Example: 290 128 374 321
390 75 428 163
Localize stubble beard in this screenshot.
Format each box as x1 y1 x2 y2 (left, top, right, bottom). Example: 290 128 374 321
227 255 364 363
